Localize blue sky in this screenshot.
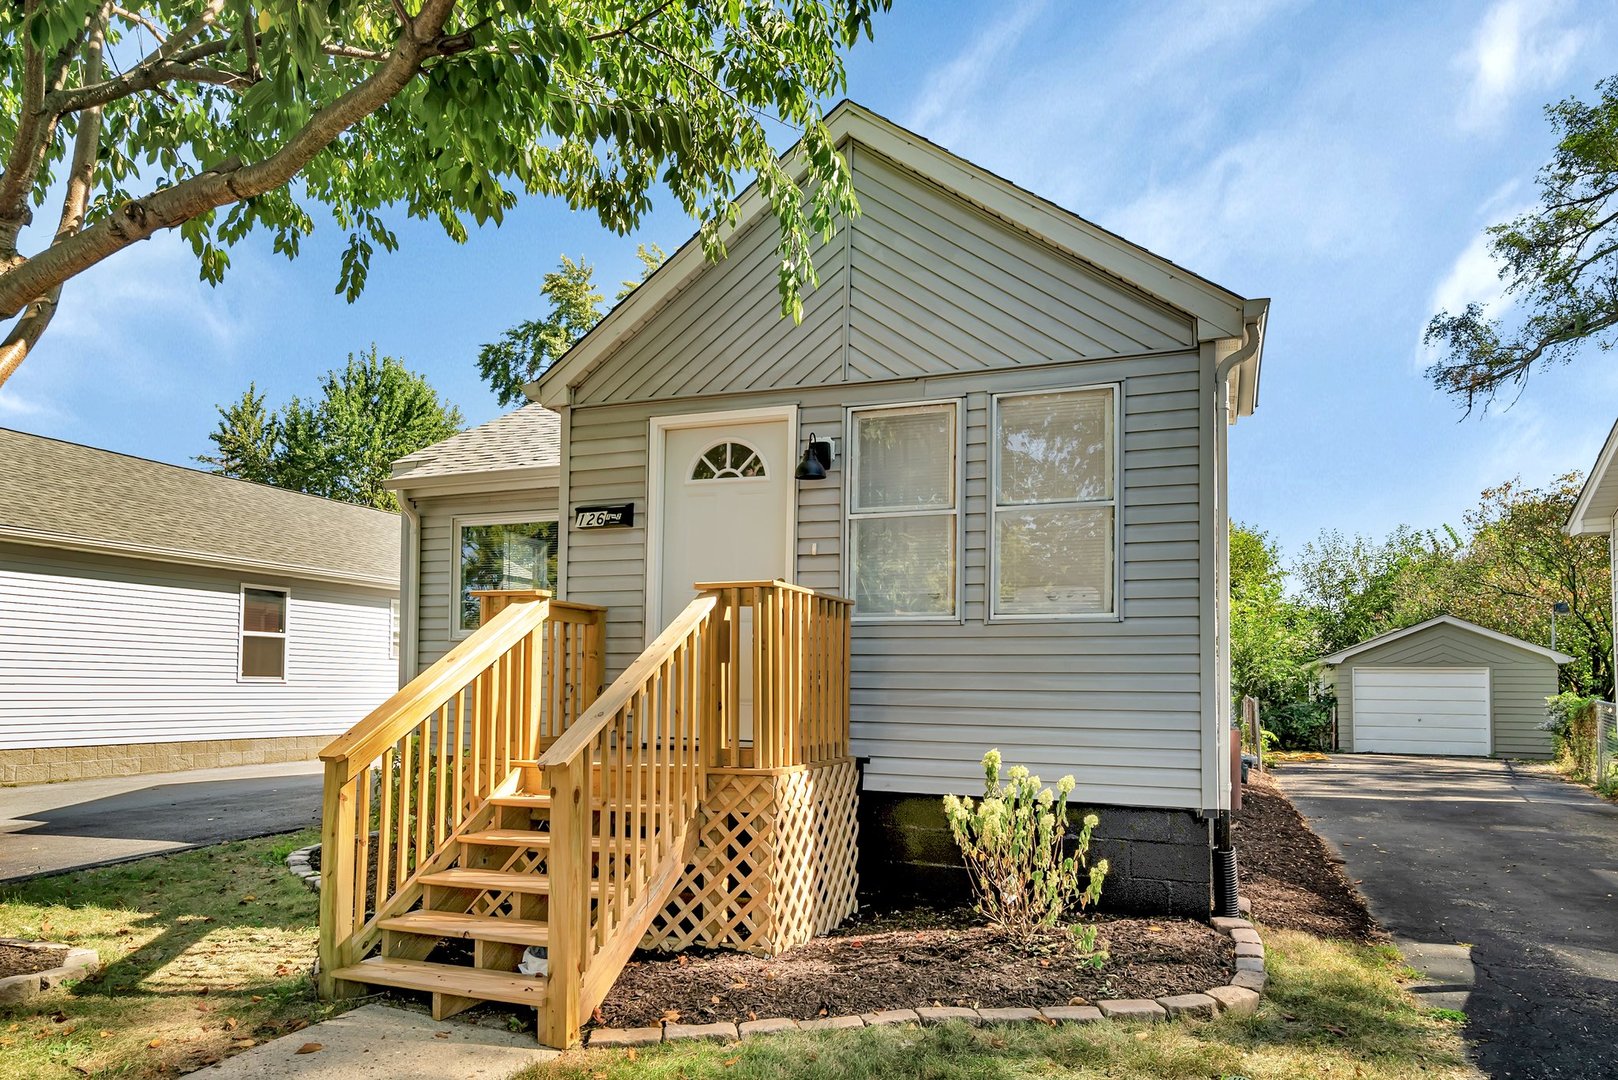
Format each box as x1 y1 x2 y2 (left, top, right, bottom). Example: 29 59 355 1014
3 0 1616 560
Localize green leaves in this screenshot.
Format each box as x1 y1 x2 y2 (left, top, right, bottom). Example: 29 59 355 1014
1425 74 1618 410
0 1 892 379
200 346 464 510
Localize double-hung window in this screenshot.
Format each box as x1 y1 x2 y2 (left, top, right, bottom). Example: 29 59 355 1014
240 586 289 680
847 401 959 619
453 516 558 635
992 385 1118 618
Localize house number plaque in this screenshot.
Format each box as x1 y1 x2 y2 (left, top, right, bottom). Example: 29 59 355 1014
574 503 635 529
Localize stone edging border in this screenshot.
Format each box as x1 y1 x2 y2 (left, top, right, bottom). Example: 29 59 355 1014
0 938 100 1005
287 843 320 893
586 898 1266 1048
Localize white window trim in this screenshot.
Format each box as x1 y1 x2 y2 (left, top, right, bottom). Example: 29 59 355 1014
844 398 965 624
238 583 289 683
389 598 401 660
450 512 560 640
988 382 1123 623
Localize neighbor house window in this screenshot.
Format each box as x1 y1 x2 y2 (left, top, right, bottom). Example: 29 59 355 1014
240 586 288 680
454 517 558 635
389 599 400 659
992 385 1118 618
847 401 959 618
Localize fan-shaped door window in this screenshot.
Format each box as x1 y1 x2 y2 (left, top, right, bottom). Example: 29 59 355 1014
691 440 767 480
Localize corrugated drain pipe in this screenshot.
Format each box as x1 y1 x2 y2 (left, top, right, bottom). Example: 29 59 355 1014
1212 811 1240 919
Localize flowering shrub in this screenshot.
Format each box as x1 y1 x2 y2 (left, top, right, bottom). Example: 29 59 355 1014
942 750 1107 944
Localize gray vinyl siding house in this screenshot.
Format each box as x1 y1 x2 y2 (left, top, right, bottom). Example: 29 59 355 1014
1319 616 1569 759
0 429 402 784
1567 416 1618 709
389 102 1269 915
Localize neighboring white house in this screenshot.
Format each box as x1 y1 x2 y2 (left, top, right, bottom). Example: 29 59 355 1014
0 428 402 783
387 101 1268 916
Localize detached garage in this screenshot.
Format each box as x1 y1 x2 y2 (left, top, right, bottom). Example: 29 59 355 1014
1319 616 1571 758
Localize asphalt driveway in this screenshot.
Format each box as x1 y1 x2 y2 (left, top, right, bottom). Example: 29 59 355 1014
0 761 323 883
1279 755 1618 1080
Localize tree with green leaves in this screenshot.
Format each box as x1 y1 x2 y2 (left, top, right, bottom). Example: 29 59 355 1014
202 346 462 510
476 244 663 406
1229 523 1330 748
0 2 889 389
1426 75 1618 410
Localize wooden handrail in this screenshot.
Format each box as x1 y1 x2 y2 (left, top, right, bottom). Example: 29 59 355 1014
321 599 550 769
536 595 716 769
318 594 606 1001
692 578 856 605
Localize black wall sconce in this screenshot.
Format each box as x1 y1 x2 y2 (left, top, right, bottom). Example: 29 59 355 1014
795 432 836 480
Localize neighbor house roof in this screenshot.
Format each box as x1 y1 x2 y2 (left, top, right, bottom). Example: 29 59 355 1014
1318 615 1574 666
387 403 561 493
529 100 1268 416
0 428 399 589
1566 416 1618 536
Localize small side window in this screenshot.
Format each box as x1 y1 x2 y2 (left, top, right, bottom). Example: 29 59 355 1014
389 599 400 659
241 586 289 680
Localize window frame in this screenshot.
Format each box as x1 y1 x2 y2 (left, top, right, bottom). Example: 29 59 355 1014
988 382 1123 624
843 398 965 624
450 512 561 640
389 598 400 659
238 583 290 683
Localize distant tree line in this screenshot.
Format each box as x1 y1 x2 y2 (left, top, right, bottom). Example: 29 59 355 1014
1233 473 1613 748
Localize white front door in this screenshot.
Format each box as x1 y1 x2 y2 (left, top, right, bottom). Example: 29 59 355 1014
1352 667 1492 756
653 414 794 633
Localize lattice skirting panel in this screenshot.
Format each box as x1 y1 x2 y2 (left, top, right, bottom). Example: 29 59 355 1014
645 759 859 956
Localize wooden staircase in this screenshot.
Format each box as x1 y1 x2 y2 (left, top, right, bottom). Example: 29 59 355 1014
315 582 854 1048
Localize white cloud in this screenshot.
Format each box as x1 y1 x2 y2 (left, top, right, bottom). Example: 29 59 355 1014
1457 0 1584 131
0 388 67 423
1430 231 1508 320
906 0 1051 146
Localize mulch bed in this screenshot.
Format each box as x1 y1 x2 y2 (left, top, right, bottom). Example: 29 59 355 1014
0 942 69 980
1236 772 1381 942
594 908 1234 1028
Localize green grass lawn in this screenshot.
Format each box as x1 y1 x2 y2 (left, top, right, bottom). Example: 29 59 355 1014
0 830 341 1079
515 931 1477 1080
0 834 1477 1080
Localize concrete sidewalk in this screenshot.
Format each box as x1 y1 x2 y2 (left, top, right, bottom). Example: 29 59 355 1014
0 760 323 882
189 1004 560 1078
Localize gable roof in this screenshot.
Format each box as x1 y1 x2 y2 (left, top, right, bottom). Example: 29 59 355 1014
1318 615 1574 666
0 428 399 589
529 100 1268 413
388 404 560 492
1566 416 1618 535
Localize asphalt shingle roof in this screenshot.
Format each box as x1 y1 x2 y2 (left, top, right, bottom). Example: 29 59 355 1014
0 428 399 587
389 403 561 484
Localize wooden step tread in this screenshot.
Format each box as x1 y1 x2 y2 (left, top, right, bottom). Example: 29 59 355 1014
332 957 548 1007
421 868 604 895
461 830 607 849
380 910 549 946
488 794 552 808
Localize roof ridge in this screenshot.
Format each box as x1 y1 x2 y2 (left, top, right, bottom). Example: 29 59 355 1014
0 426 400 519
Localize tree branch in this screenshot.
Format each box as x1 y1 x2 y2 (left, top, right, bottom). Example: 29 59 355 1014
0 0 461 332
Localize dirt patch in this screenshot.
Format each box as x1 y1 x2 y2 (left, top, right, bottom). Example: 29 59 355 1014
1237 773 1381 942
594 907 1234 1028
0 941 70 980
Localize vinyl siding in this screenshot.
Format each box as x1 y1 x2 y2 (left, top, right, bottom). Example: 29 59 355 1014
571 144 1194 407
1325 622 1559 758
0 542 397 749
412 488 559 669
563 347 1208 810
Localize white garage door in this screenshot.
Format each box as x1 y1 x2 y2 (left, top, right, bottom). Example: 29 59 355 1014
1352 666 1491 756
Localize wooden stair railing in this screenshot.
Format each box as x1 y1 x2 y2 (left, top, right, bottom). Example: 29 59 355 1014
538 593 719 1048
316 593 604 998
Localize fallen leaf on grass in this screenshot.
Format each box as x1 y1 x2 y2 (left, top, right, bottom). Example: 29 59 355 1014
250 996 263 1003
723 1057 740 1067
99 1031 113 1039
224 1017 239 1031
295 1042 324 1055
239 895 257 905
1135 1031 1150 1041
51 1011 69 1024
231 1039 256 1049
1325 1024 1348 1037
148 1039 164 1049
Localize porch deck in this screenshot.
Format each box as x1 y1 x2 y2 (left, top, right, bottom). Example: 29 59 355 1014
315 581 857 1049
